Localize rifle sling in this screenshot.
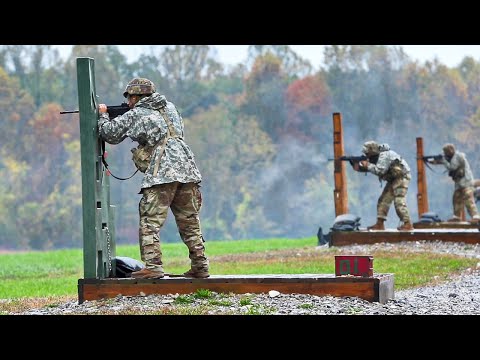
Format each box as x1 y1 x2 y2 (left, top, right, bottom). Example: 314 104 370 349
101 141 139 180
423 159 442 174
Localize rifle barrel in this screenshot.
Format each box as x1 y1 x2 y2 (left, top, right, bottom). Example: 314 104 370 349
59 110 80 114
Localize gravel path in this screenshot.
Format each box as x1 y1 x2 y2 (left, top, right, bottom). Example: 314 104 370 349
6 241 480 315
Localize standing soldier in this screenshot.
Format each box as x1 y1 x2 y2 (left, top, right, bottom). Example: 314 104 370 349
98 77 209 279
475 179 480 204
428 143 480 224
352 141 414 231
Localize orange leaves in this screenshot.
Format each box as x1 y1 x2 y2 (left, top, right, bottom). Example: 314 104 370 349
30 103 78 141
285 75 331 116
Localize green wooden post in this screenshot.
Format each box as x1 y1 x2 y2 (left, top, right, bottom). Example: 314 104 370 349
77 57 116 279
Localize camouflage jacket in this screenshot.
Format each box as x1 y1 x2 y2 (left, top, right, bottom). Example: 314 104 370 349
98 93 202 189
441 151 473 190
366 144 411 182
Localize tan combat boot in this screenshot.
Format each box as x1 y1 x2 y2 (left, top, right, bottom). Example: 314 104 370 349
183 264 210 278
131 268 164 279
183 269 210 278
470 216 480 225
367 218 385 231
397 222 414 231
183 242 210 278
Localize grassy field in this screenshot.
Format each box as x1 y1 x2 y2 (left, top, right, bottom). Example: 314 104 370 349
0 237 477 300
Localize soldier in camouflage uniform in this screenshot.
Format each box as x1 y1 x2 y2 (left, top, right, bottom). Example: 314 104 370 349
475 179 480 204
428 143 480 224
98 78 209 279
353 141 414 231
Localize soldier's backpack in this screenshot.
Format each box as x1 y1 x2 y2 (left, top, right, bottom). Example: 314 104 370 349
331 214 361 231
114 256 145 278
419 212 442 223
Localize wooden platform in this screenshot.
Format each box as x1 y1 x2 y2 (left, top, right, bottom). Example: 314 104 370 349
413 221 479 229
330 228 480 247
78 273 394 304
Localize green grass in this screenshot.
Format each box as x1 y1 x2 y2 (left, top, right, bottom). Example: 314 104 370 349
0 237 315 299
113 237 316 259
194 289 214 299
0 237 477 300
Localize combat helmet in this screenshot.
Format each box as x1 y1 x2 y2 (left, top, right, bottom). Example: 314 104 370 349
442 143 456 161
362 140 380 156
123 78 156 98
442 143 456 155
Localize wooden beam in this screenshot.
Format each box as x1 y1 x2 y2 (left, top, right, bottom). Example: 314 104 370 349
416 137 429 218
78 274 394 304
330 230 480 246
413 222 479 229
333 113 348 216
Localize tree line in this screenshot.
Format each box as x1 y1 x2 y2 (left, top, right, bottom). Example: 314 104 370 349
0 45 478 250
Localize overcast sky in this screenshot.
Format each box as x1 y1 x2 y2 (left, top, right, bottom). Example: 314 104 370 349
54 45 480 69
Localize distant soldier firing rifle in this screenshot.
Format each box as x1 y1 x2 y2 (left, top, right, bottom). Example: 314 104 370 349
425 143 480 224
351 141 413 231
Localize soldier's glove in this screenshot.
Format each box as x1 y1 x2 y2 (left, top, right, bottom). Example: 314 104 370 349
357 160 369 172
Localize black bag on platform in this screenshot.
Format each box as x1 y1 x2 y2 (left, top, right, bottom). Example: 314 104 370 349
419 212 442 223
331 214 361 231
114 256 145 278
317 226 331 246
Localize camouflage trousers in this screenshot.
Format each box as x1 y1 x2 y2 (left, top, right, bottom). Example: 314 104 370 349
377 177 411 223
452 186 479 219
138 182 208 272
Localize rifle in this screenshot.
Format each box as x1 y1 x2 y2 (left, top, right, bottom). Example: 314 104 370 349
328 155 367 166
60 102 137 181
59 103 130 119
420 154 443 162
419 154 443 172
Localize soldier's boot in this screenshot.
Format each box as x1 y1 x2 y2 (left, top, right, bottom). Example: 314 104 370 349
183 259 210 278
132 258 164 279
183 267 210 278
470 215 480 225
131 268 164 279
447 216 462 222
367 218 385 231
397 221 414 231
183 243 210 278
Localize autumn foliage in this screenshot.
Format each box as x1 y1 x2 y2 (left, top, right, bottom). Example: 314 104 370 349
0 45 479 250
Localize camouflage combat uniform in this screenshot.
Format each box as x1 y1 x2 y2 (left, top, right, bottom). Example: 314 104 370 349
365 144 412 224
440 151 480 221
98 92 208 275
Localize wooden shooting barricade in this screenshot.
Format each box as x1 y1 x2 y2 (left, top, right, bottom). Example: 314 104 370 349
330 116 480 247
75 61 394 305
